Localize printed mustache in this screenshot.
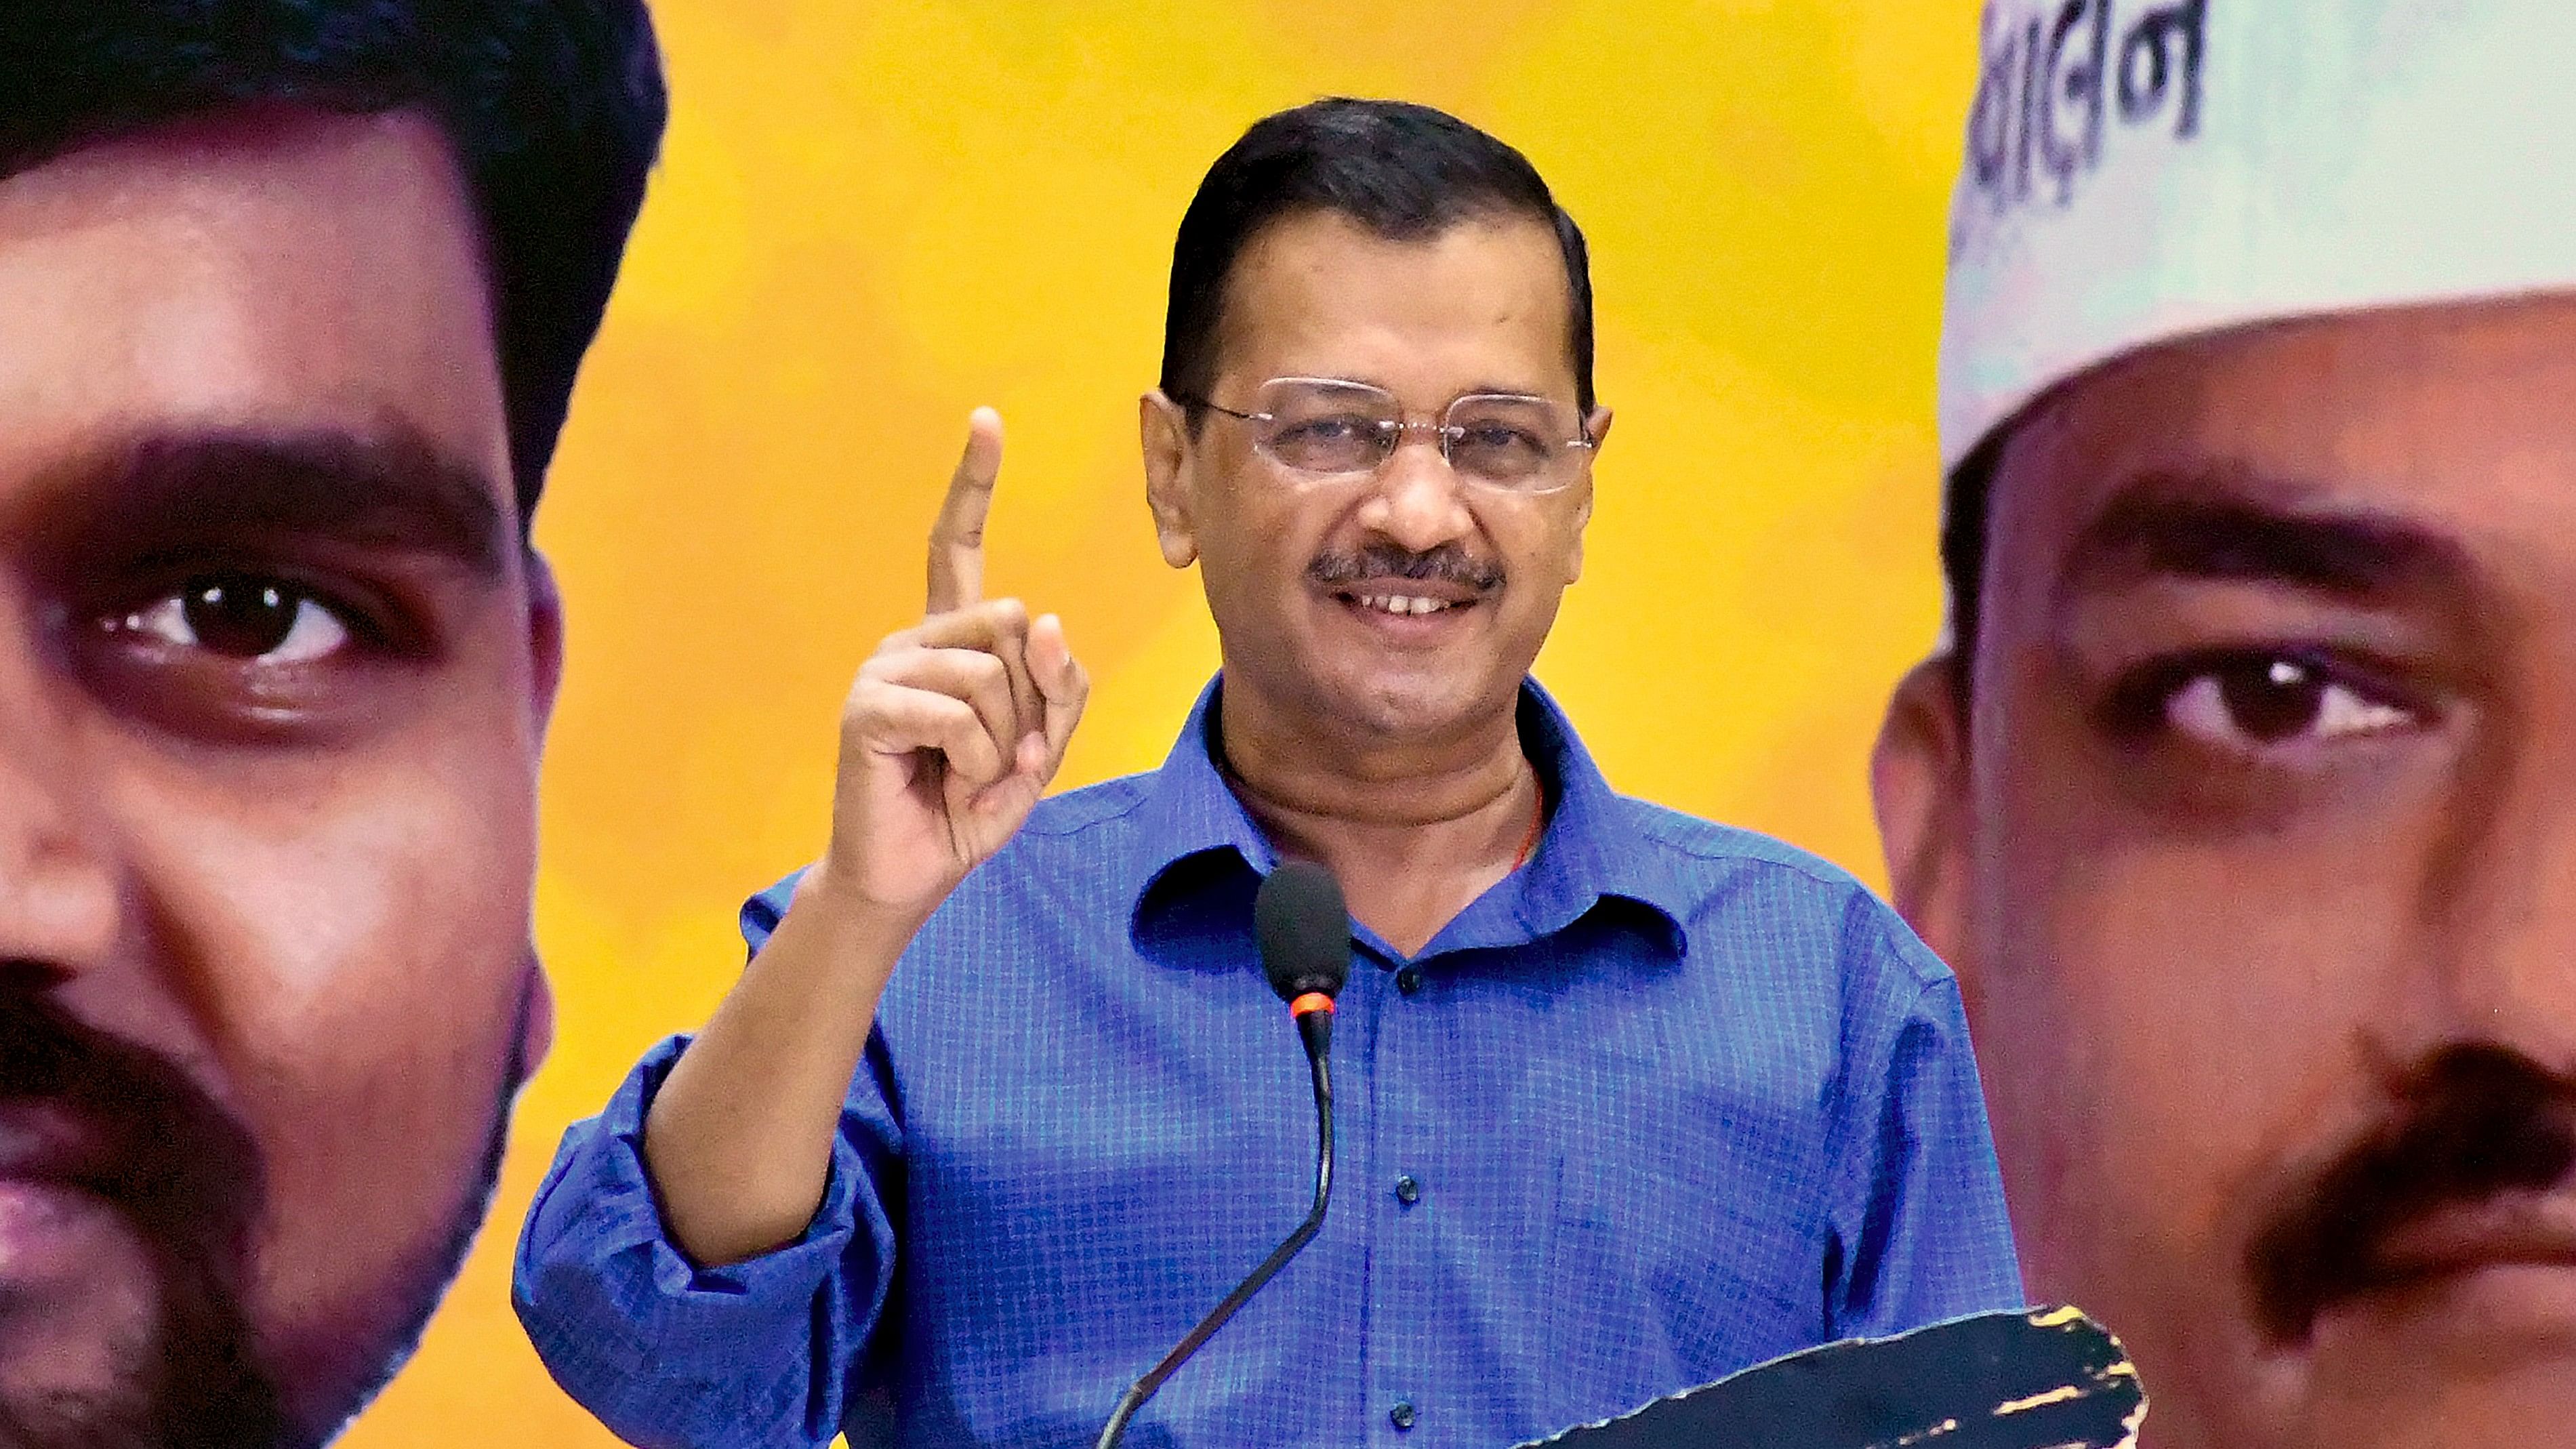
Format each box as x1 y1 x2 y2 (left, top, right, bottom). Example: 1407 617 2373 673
0 969 288 1447
1308 542 1504 594
0 977 260 1245
2246 1043 2576 1344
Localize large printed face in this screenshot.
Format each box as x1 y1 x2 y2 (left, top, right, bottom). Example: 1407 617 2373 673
1145 211 1606 748
1878 293 2576 1449
0 108 557 1445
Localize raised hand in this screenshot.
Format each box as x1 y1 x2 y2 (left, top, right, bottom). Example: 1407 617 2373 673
813 408 1088 924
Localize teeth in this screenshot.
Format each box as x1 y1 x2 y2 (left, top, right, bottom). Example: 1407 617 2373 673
1357 594 1453 617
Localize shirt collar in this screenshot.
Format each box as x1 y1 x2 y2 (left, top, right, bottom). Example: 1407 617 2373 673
1128 675 1688 960
1129 676 1276 880
1481 680 1689 959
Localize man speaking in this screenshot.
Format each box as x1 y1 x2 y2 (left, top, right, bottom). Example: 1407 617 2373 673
519 99 2020 1448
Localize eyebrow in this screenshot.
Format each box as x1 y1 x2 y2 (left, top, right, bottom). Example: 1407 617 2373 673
33 424 512 579
1273 377 1564 403
2052 467 2477 609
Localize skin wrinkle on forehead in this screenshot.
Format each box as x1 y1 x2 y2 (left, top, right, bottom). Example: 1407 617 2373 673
0 110 512 499
1215 215 1578 407
1957 293 2576 686
1208 210 1581 411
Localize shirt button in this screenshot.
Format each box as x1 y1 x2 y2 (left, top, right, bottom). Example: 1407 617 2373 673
1395 967 1423 996
1394 1174 1420 1206
1390 1401 1417 1431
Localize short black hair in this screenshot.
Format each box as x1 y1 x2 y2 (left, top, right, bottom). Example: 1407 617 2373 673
1162 98 1594 420
0 0 668 525
1938 425 2006 702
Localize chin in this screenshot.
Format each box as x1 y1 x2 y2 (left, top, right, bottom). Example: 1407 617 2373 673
1317 655 1513 731
2283 1376 2576 1449
1336 682 1481 741
2146 1336 2576 1449
266 1054 519 1444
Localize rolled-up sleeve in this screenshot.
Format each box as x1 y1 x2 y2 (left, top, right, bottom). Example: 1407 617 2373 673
1824 916 2026 1338
512 873 901 1449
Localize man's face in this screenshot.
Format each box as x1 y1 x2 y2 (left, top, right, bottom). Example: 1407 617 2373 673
1875 294 2576 1448
1144 211 1605 748
0 108 556 1445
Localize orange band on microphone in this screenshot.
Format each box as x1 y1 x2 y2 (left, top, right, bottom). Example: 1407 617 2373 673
1288 992 1336 1019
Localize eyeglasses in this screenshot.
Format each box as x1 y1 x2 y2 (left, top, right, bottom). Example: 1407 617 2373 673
1177 377 1595 493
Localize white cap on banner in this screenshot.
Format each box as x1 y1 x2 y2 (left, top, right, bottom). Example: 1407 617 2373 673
1937 0 2576 471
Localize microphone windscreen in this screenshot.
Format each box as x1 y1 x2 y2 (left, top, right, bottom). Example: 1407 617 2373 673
1254 861 1351 1003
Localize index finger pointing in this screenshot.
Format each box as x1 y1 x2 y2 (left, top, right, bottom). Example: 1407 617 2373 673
926 407 1004 615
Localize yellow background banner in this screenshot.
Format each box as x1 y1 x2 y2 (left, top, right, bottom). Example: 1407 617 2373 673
344 3 1983 1440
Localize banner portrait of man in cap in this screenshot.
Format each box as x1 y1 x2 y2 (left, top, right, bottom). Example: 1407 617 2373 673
1875 2 2576 1446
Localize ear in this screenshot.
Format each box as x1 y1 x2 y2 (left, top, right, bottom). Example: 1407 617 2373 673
523 545 566 740
1871 655 1979 1007
1141 390 1201 569
514 551 564 1089
516 957 556 1087
1564 405 1612 584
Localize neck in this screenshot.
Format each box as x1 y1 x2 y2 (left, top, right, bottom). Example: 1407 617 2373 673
1217 676 1542 957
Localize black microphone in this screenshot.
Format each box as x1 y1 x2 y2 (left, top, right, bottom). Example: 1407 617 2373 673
1096 859 1351 1449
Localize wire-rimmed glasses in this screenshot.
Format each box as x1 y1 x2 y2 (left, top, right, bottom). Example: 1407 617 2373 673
1177 377 1595 493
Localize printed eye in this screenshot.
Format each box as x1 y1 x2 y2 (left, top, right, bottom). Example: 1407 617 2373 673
105 574 354 666
2159 655 2416 753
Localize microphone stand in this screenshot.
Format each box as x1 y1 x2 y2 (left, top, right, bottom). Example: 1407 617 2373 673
1095 1011 1336 1449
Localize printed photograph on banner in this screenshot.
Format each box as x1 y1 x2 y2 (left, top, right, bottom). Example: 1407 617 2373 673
0 5 661 1446
1879 3 2576 1446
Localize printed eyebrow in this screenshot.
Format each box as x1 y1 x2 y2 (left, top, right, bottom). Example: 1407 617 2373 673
28 423 511 580
2052 468 2476 609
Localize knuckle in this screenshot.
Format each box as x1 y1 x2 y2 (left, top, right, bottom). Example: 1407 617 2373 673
842 687 895 735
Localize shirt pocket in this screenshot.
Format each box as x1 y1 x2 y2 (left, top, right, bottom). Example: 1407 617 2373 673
1540 1148 1818 1430
1540 1150 1687 1427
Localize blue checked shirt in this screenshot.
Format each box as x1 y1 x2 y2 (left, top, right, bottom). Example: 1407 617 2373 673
514 678 2022 1449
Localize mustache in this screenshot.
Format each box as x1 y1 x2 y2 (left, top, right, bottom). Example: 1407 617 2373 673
1307 543 1503 593
2246 1043 2576 1344
0 974 289 1447
0 981 262 1248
